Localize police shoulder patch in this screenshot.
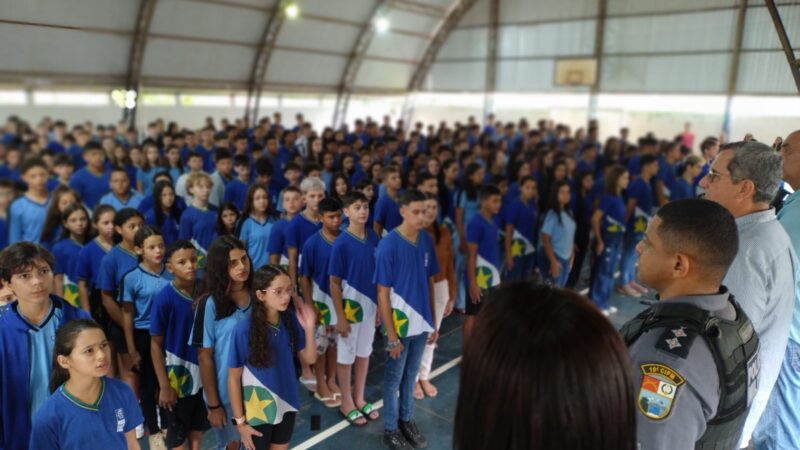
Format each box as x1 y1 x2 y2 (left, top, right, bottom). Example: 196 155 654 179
637 363 685 421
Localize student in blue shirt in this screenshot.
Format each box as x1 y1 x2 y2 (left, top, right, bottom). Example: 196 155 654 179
589 165 629 316
300 197 343 409
137 171 186 215
120 226 171 445
47 153 74 192
287 177 325 288
237 184 276 270
330 191 381 426
77 204 115 316
671 155 703 201
224 155 252 211
136 142 163 197
0 179 14 251
216 202 241 238
268 186 303 270
179 172 218 267
9 157 50 244
227 265 317 450
619 154 658 298
0 242 91 450
29 319 142 450
454 163 485 312
68 141 110 209
374 165 403 237
540 181 577 288
99 166 145 211
0 145 22 182
567 171 596 288
190 235 253 450
150 240 208 450
52 203 90 308
374 189 440 450
144 180 182 246
39 185 81 250
504 176 537 281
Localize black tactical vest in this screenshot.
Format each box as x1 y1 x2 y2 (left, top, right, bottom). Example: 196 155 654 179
620 295 760 450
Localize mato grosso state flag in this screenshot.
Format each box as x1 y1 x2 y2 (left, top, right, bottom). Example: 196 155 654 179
241 367 297 425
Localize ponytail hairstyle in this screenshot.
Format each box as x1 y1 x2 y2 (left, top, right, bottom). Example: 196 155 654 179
49 319 105 393
58 202 92 243
247 265 297 368
152 180 181 227
112 208 145 245
200 235 253 319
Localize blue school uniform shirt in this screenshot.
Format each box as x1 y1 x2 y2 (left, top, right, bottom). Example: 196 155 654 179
301 230 337 325
374 194 402 235
9 195 48 244
223 178 249 211
138 195 187 215
456 189 480 230
227 313 305 426
76 238 111 289
656 157 677 201
0 296 90 450
505 198 537 257
69 167 110 209
267 217 291 269
626 177 654 233
0 217 7 251
671 177 695 201
179 205 218 254
144 208 180 246
96 245 139 295
53 238 84 308
598 194 626 234
136 166 161 197
373 229 439 338
68 145 85 169
238 216 274 270
150 282 202 398
466 214 501 289
190 295 252 408
120 264 173 330
540 210 577 261
329 229 379 325
286 213 321 262
98 191 145 211
29 377 143 450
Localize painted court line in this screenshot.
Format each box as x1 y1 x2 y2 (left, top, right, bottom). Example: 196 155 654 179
294 356 462 450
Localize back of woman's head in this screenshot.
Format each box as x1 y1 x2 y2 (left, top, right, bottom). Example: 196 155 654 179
454 282 635 450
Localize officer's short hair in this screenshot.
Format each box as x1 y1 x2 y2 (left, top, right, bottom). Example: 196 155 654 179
655 198 739 282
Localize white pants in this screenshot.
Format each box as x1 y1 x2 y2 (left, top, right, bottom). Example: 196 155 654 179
417 280 449 381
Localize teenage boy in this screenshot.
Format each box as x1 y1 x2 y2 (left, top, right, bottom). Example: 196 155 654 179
464 185 502 341
175 151 205 201
277 162 303 211
99 166 145 211
374 189 439 450
0 243 90 450
374 166 403 237
619 154 659 298
209 149 233 208
330 192 381 426
179 172 218 267
287 177 325 288
268 186 303 269
223 155 252 211
69 141 110 209
150 240 209 450
300 197 343 408
47 153 74 191
9 158 50 244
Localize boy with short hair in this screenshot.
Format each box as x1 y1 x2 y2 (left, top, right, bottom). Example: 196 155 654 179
69 141 110 209
464 185 502 341
374 189 439 450
46 153 74 191
286 177 325 287
9 158 50 244
277 162 303 211
268 186 303 269
0 144 23 182
209 149 233 208
150 240 208 450
330 191 381 426
179 172 218 266
0 242 90 449
99 166 145 211
300 197 343 408
374 165 403 237
619 153 659 298
223 155 252 211
175 151 205 201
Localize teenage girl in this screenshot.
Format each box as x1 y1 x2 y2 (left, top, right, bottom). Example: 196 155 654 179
217 202 240 237
567 171 595 288
454 162 485 311
268 187 303 270
504 176 538 281
145 180 182 245
39 185 80 249
137 143 164 196
77 204 115 318
52 203 91 307
539 181 576 287
237 184 275 269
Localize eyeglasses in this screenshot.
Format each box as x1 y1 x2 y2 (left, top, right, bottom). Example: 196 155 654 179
706 168 737 184
260 286 295 296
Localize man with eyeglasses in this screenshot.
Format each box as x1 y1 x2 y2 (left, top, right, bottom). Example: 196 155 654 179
698 140 796 448
752 130 800 449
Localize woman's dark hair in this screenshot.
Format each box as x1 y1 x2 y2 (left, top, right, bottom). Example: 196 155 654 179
92 204 116 225
605 165 628 195
58 202 91 242
459 162 483 202
329 172 349 199
112 208 145 245
49 319 105 393
240 184 274 224
200 235 253 319
216 202 240 236
247 265 297 368
152 180 181 228
547 180 573 224
454 283 635 450
133 225 162 261
422 192 442 244
40 185 81 244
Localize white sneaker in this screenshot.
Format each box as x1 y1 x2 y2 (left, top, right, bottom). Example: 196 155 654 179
608 306 619 314
135 424 144 440
148 431 167 450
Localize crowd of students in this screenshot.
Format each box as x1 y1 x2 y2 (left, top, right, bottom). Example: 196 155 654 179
0 112 722 450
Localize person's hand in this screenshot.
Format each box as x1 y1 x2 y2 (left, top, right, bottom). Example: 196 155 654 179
237 423 263 450
443 300 454 317
505 255 514 271
335 319 351 337
158 386 177 411
595 241 605 256
427 330 439 345
296 300 318 332
207 407 227 429
130 351 142 370
549 260 561 279
387 340 404 359
469 281 481 304
458 241 467 254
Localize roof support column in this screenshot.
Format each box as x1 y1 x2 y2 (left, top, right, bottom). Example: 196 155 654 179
483 0 499 120
124 0 158 129
723 0 748 136
244 1 288 125
764 0 800 93
588 0 606 120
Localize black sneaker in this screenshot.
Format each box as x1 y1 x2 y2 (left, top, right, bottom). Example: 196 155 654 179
384 429 413 450
399 420 428 449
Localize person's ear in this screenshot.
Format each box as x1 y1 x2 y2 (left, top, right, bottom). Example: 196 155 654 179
738 179 756 200
57 354 70 371
673 253 691 279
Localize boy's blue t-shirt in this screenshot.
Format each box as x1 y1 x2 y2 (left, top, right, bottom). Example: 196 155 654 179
150 282 202 398
52 238 84 308
626 177 654 232
223 178 249 211
329 229 380 325
119 264 173 330
300 230 337 325
144 208 180 246
540 210 577 261
286 212 321 256
266 217 291 268
373 229 439 338
598 194 627 235
671 177 695 201
76 238 111 288
96 245 139 294
98 191 145 212
137 166 161 197
505 198 537 257
374 194 402 235
178 205 218 253
238 216 274 270
466 214 501 289
30 377 143 450
190 295 252 408
227 314 305 426
69 167 110 209
9 195 48 244
656 157 677 200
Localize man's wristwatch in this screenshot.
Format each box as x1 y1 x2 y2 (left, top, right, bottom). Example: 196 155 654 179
233 415 247 426
386 339 401 350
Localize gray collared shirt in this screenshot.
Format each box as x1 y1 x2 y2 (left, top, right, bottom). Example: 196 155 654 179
723 208 796 443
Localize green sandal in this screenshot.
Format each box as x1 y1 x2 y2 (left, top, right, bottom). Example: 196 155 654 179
341 409 367 427
359 402 380 421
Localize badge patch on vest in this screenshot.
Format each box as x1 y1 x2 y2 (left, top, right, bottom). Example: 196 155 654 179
638 363 685 420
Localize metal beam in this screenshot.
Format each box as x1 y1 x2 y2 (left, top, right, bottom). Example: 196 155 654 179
764 0 800 93
723 0 748 134
394 0 447 17
588 0 606 118
483 0 499 117
332 0 396 128
125 0 158 127
244 0 289 123
408 0 480 92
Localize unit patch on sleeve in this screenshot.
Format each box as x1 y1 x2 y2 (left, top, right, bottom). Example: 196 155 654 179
637 363 685 420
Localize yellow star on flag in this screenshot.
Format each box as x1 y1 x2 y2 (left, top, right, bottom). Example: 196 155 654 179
476 267 492 289
511 239 524 257
393 313 408 334
634 218 647 233
168 368 189 394
344 300 361 323
244 389 273 424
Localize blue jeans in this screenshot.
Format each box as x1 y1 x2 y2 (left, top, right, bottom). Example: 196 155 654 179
752 340 800 449
590 232 623 310
506 252 536 281
383 333 428 432
619 229 643 285
540 254 570 287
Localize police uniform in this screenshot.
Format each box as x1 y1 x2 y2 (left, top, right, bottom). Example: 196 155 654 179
621 287 759 450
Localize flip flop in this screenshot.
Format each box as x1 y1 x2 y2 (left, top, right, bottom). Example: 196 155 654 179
341 409 367 427
358 402 380 421
299 377 317 392
314 392 341 408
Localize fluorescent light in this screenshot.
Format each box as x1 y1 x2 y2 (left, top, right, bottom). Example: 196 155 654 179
285 3 299 19
374 17 390 33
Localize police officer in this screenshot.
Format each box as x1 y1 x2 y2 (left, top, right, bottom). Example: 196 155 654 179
620 198 759 449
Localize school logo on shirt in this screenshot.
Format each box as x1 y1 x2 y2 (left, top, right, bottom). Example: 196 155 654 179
313 301 331 325
243 386 278 426
167 365 194 398
392 308 409 338
343 298 363 324
115 408 126 432
637 363 685 420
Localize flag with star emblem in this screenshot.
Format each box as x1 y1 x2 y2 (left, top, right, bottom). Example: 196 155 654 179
342 280 375 324
312 280 337 325
633 206 651 233
190 239 207 270
605 215 626 233
63 274 81 308
241 367 297 425
389 290 433 338
511 229 535 256
165 350 201 398
476 255 500 289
